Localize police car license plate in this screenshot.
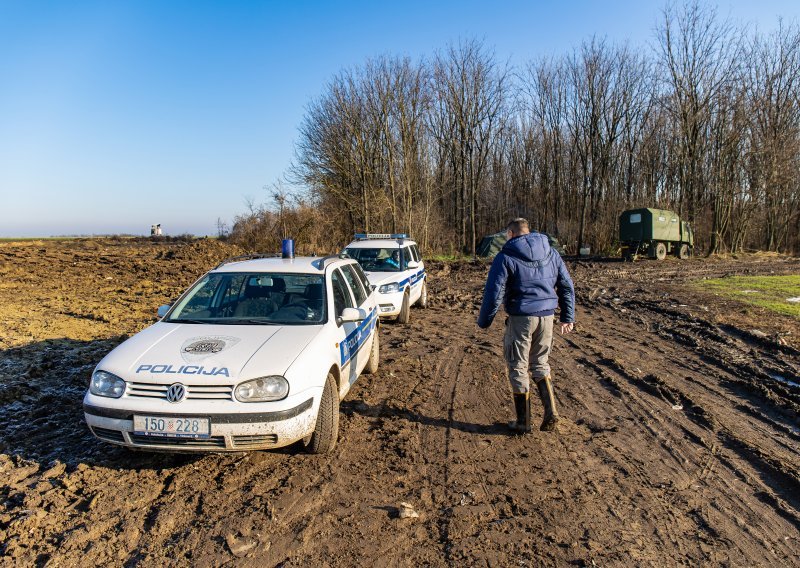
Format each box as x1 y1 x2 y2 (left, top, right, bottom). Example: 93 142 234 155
133 415 210 438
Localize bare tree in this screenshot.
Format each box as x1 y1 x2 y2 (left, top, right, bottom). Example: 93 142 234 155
745 22 800 252
432 39 509 255
656 0 737 233
279 11 798 257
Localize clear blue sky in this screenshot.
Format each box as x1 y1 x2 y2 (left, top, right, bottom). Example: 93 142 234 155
1 0 796 237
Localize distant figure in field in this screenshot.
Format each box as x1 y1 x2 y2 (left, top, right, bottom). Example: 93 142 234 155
477 218 575 433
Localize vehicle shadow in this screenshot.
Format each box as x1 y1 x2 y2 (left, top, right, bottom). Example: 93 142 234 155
0 337 205 471
340 399 510 436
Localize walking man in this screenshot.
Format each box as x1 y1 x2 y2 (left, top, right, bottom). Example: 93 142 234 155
477 218 575 433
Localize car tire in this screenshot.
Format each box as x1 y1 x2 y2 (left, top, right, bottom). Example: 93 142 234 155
364 332 379 374
304 372 339 454
416 280 428 308
397 291 411 324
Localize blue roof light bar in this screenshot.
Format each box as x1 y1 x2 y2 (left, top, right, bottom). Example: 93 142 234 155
354 233 408 240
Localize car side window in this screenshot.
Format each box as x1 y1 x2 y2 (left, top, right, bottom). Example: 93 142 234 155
411 245 421 262
351 263 372 295
341 264 367 306
331 269 354 315
403 246 413 267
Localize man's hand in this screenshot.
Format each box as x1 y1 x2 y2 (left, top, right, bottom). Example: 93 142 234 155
560 322 574 335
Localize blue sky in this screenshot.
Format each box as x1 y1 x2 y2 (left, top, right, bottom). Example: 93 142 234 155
0 1 797 237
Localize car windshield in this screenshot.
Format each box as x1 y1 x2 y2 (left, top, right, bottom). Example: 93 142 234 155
165 272 325 325
345 247 401 272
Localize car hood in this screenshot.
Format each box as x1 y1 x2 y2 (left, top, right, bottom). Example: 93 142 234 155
364 271 404 287
96 322 321 382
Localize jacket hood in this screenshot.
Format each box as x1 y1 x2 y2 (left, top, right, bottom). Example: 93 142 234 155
502 233 551 263
96 322 320 382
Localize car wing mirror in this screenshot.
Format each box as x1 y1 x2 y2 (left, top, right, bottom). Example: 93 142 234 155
337 307 367 326
407 260 419 269
157 304 171 318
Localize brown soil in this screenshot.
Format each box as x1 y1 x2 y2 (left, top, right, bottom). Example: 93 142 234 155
1 239 798 566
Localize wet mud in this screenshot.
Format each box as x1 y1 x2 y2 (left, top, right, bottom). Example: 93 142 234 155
1 239 798 566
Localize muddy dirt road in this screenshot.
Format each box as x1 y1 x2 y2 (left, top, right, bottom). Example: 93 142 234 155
1 239 798 566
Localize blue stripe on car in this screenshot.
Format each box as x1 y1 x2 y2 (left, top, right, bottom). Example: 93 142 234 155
398 269 426 292
340 309 378 367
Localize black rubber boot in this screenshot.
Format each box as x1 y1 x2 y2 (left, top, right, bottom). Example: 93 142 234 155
509 392 531 434
536 376 559 432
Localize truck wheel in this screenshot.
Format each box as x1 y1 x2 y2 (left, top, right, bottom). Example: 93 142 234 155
304 372 339 454
655 242 667 260
397 291 411 324
678 244 690 259
364 332 379 375
622 249 634 262
417 281 428 308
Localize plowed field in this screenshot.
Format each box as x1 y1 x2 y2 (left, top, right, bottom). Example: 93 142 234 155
1 239 798 566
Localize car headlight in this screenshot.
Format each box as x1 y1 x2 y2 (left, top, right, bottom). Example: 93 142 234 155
379 282 400 293
90 370 126 398
235 376 289 402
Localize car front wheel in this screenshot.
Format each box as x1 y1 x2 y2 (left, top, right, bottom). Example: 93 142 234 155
417 281 428 308
364 331 380 374
397 291 411 324
304 372 339 454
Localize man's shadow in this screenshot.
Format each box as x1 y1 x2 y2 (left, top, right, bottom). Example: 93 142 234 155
340 399 510 436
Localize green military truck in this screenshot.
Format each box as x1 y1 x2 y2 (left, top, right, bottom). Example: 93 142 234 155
619 208 693 261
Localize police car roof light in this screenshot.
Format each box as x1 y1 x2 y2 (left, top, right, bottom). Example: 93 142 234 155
354 233 408 240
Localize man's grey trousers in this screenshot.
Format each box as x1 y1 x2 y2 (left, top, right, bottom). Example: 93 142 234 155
503 314 554 393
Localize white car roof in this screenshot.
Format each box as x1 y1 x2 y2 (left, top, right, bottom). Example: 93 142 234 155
212 256 352 274
345 239 417 249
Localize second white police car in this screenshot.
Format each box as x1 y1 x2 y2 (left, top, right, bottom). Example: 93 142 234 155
83 253 379 454
344 234 427 324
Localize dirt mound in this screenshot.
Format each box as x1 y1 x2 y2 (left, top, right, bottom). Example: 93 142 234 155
0 241 798 565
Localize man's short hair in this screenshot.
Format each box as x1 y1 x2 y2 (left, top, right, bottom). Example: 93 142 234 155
507 218 529 235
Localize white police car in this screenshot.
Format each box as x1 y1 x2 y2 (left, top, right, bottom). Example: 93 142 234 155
344 234 427 324
83 253 379 454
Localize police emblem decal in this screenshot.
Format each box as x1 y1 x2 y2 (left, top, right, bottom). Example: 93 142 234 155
183 339 225 354
180 336 240 362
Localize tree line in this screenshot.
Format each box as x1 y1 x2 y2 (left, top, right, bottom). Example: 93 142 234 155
228 2 800 256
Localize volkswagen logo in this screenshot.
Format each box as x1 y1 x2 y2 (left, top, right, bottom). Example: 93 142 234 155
166 383 186 403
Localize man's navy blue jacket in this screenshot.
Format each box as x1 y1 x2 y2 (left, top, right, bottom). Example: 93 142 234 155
477 232 575 328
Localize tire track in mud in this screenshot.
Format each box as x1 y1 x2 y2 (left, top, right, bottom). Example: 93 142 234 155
589 300 800 509
436 346 463 564
556 362 697 562
397 319 475 565
564 350 701 560
3 244 800 566
564 302 800 563
385 310 513 565
593 295 799 411
567 362 752 562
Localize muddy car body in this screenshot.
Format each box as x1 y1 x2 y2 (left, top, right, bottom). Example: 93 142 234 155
83 255 380 453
